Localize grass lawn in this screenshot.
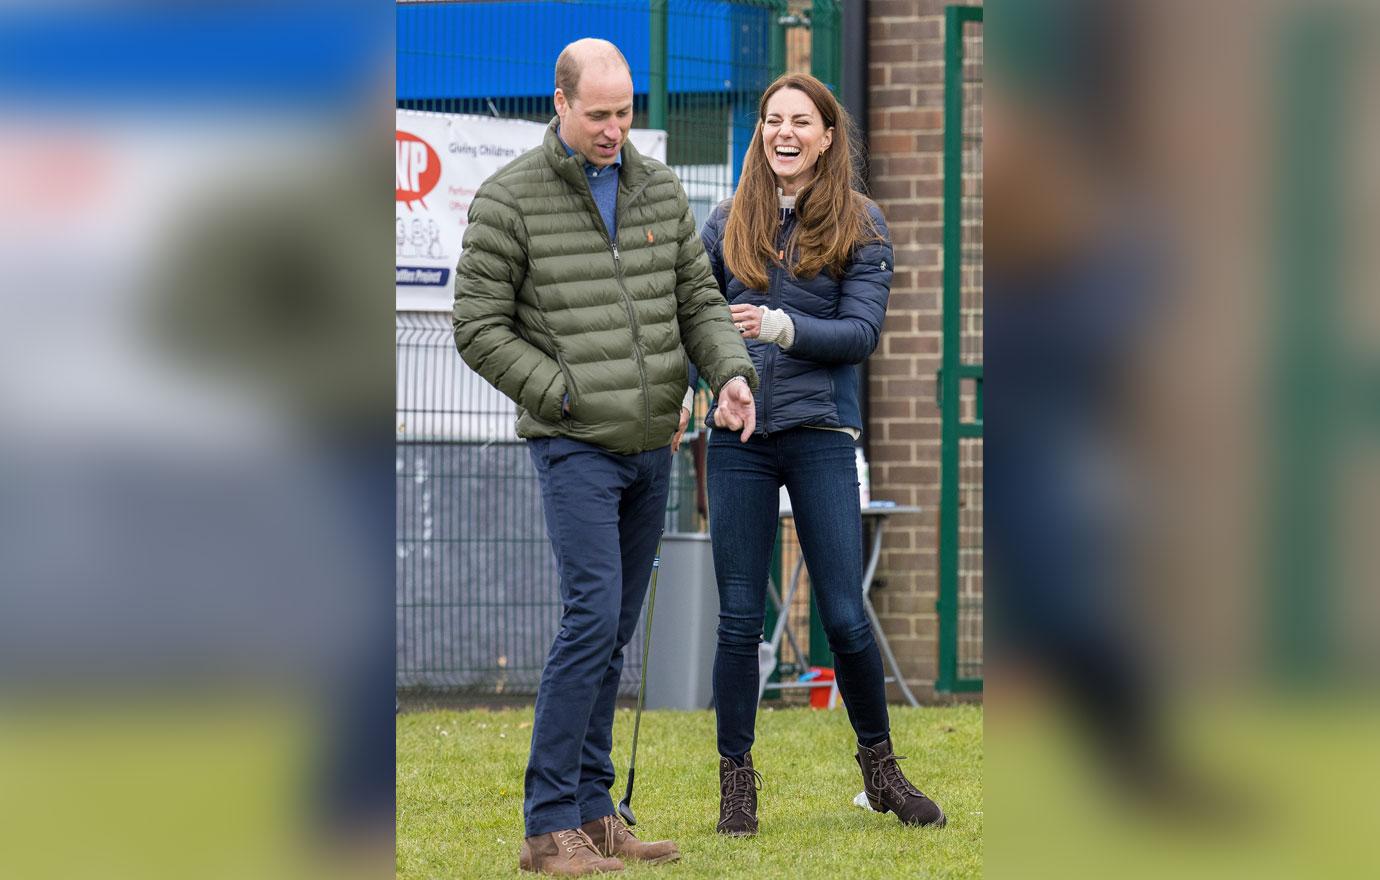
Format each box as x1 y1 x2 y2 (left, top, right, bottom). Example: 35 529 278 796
398 703 981 879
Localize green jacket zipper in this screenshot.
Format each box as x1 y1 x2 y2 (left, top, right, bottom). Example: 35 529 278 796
582 173 657 449
609 241 653 449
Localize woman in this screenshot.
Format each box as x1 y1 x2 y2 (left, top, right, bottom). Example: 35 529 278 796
696 73 946 835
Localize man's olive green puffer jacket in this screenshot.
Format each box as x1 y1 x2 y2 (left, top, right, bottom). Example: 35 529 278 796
453 119 757 455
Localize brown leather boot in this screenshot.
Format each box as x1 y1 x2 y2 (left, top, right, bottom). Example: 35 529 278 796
716 753 762 837
581 813 680 865
856 738 947 827
518 828 624 875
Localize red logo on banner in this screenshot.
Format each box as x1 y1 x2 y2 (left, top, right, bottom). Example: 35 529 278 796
395 130 440 211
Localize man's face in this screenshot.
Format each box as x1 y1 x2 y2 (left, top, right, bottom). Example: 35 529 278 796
554 64 634 168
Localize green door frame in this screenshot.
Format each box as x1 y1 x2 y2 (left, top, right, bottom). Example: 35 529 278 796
936 3 983 694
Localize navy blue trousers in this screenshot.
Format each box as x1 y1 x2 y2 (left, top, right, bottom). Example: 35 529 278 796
707 427 890 761
523 437 672 837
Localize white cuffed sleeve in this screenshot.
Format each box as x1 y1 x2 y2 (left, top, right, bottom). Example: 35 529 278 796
757 306 796 350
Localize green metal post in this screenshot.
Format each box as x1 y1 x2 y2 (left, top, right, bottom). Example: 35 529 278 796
649 0 669 131
770 1 788 78
811 0 841 90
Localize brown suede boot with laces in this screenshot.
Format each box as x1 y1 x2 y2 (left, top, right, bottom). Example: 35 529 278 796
716 752 763 837
856 738 947 827
518 828 624 875
581 813 680 865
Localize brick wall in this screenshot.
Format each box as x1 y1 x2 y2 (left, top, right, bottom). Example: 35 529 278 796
866 0 981 700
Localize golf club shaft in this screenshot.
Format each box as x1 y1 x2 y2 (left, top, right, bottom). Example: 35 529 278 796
622 537 663 807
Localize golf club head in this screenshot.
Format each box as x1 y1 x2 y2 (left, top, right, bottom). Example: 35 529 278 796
617 799 636 827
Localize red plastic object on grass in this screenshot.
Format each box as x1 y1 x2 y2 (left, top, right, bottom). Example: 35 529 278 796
806 667 837 709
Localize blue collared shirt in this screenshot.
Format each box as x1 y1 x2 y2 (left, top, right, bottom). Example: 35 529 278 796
557 133 620 240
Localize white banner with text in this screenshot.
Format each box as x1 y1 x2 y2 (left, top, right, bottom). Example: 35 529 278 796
395 110 667 312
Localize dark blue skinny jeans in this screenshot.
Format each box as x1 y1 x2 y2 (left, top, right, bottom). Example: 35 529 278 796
707 427 890 760
523 436 671 837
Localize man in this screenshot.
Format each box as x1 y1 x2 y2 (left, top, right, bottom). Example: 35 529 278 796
453 38 758 876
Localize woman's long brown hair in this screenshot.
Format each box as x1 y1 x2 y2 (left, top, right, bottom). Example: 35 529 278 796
722 73 880 291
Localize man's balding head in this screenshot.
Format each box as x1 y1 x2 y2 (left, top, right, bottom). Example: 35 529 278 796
554 38 632 102
553 39 634 168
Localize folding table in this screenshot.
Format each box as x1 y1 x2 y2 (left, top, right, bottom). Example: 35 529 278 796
758 503 922 708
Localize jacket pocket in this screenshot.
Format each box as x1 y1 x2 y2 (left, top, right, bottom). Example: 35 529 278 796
554 352 577 419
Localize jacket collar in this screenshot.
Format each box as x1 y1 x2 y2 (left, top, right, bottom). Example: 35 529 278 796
542 117 648 191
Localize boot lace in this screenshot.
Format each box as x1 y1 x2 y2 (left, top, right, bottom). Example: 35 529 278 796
871 752 924 799
720 763 764 818
555 828 601 856
605 815 637 844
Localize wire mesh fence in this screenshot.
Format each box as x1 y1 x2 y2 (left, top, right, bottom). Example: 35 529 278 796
394 0 771 697
396 313 701 695
395 0 845 698
396 0 786 226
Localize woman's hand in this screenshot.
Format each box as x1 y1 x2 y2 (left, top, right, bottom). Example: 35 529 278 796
729 303 764 339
